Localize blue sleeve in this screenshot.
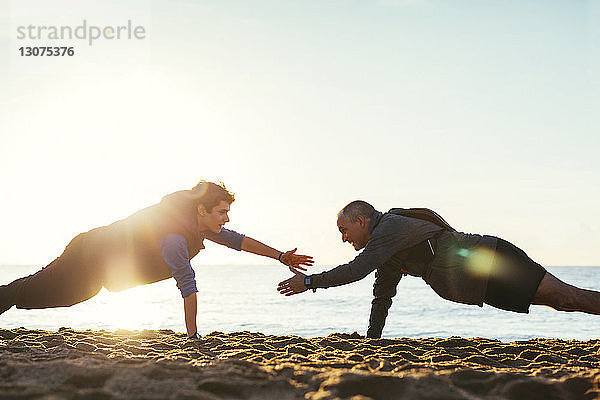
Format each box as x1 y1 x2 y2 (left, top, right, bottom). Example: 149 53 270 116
202 228 245 251
159 234 198 298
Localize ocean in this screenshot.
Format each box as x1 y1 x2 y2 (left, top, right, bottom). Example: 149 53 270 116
1 265 599 342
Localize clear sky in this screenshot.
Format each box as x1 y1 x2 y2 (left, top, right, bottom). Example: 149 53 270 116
0 0 598 267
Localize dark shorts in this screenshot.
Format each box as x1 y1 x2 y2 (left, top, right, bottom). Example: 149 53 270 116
483 238 547 313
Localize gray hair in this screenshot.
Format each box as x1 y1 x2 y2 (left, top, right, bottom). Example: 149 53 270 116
338 200 375 221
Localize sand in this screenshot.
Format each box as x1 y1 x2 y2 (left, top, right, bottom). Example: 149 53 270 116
0 328 599 399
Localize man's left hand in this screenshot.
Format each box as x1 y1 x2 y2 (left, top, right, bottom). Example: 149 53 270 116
277 271 308 296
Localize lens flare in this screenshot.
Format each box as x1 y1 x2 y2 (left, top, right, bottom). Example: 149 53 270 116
456 247 495 278
190 182 209 198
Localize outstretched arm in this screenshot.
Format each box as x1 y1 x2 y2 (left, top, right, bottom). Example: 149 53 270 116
277 218 413 296
278 239 383 296
241 236 314 271
204 228 313 271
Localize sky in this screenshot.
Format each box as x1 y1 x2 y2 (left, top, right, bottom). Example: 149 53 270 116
0 0 598 267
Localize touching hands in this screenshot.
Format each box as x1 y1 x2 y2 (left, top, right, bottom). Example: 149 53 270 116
279 248 314 273
276 248 313 296
277 270 308 296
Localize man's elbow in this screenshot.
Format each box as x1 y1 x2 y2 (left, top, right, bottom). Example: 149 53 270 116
183 291 197 300
371 296 392 309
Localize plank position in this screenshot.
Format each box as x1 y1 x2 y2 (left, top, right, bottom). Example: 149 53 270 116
1 181 313 337
278 200 599 338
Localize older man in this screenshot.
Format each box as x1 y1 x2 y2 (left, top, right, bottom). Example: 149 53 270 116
277 200 600 338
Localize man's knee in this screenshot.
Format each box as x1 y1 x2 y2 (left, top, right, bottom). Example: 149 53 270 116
0 287 13 314
532 273 580 310
0 279 26 314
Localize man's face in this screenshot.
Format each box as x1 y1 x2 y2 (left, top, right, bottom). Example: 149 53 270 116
198 200 231 233
337 213 370 250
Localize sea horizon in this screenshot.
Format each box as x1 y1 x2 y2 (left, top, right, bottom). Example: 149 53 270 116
2 265 599 342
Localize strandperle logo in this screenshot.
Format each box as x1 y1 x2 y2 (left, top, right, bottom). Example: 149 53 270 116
15 20 146 46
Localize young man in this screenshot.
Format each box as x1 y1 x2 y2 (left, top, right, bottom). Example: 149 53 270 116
277 200 600 338
0 181 313 338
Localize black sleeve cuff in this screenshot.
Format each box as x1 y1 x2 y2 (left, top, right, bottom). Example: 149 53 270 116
305 275 317 292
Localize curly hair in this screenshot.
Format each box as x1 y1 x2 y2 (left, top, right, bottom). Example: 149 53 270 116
190 180 235 212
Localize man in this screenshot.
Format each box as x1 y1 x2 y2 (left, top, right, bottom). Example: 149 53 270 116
277 200 600 338
1 181 313 338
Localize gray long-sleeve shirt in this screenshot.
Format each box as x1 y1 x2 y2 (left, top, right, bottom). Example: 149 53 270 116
310 210 497 338
311 210 443 288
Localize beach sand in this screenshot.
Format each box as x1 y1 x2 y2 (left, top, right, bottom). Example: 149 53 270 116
1 328 599 399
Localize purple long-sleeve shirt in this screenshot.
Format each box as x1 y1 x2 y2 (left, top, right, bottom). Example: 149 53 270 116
159 228 245 297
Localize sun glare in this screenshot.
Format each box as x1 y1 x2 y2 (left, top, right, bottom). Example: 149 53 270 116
89 283 180 331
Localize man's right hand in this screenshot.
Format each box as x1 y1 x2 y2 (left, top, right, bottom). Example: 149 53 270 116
277 270 308 296
279 248 314 272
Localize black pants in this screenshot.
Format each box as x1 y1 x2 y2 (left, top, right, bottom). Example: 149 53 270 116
0 235 102 314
